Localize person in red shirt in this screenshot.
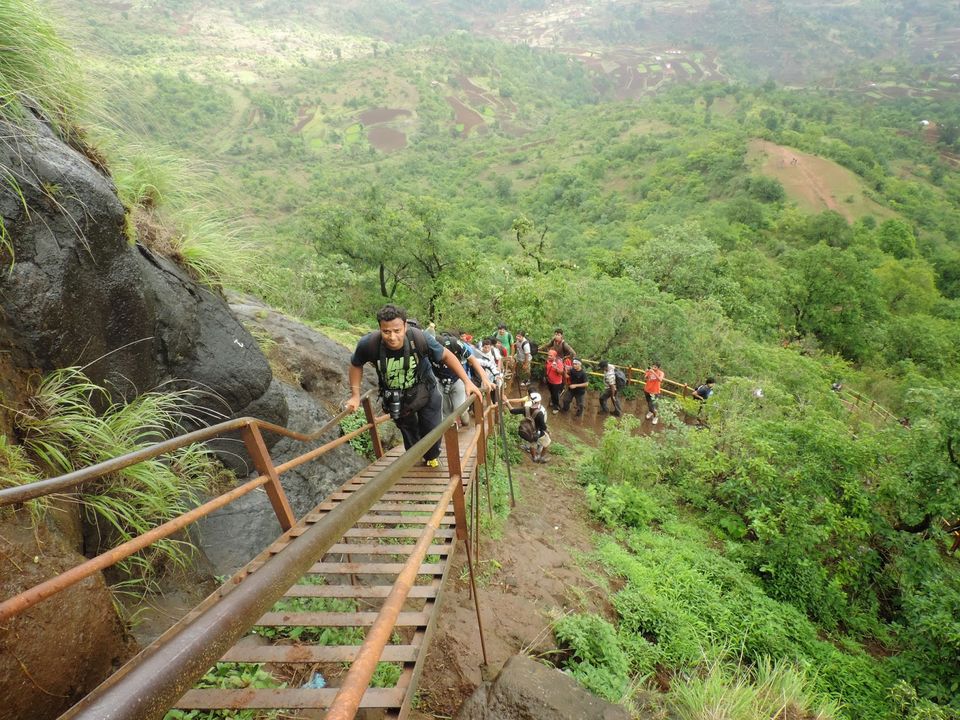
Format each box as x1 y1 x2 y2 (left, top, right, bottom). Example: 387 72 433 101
643 361 665 425
544 349 566 413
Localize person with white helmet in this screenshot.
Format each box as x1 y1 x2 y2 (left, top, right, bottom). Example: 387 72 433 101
505 391 551 463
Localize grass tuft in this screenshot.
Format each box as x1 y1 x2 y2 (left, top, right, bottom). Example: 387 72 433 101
14 367 223 590
0 0 84 129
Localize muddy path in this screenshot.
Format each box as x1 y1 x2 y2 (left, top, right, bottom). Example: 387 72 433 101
411 418 624 718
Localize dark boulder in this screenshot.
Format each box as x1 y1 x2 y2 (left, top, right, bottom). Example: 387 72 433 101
454 655 631 720
194 380 368 575
0 114 285 435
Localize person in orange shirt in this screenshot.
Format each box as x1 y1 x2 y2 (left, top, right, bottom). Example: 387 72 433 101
643 361 665 425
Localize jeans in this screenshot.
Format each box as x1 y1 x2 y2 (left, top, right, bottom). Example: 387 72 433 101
394 383 443 461
547 381 564 410
600 385 622 415
644 391 659 415
440 379 469 424
561 388 585 415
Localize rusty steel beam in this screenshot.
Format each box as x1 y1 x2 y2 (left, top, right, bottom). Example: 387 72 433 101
325 469 465 720
0 473 270 623
0 390 376 507
0 418 385 622
59 396 478 720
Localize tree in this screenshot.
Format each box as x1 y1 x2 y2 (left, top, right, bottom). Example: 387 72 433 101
876 218 917 259
783 244 886 360
874 258 939 315
511 214 549 273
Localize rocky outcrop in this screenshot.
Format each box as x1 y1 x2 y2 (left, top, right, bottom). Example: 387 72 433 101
228 292 377 403
0 113 286 436
454 655 631 720
0 517 134 720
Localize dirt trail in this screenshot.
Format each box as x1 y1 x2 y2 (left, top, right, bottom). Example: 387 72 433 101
412 420 615 718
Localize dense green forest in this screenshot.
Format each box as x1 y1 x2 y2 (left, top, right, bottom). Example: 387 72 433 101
8 0 960 716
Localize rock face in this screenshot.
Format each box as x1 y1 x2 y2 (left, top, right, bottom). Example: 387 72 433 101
0 114 286 434
195 380 368 575
454 655 631 720
228 293 378 402
0 517 134 720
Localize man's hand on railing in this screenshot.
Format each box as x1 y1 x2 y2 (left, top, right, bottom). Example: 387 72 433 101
344 395 361 414
466 380 484 405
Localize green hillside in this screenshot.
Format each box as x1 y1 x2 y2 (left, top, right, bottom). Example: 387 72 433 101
11 1 960 717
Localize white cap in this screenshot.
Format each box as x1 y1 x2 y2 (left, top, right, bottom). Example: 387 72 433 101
529 392 542 404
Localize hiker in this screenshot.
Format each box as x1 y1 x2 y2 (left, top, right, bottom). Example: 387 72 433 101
475 336 503 402
507 392 551 464
432 332 493 429
494 323 515 374
692 378 716 404
598 360 623 416
514 330 533 390
544 348 567 413
345 304 482 467
643 361 665 425
547 328 575 361
561 357 588 417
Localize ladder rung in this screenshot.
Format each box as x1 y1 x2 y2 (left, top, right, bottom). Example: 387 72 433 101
255 610 429 627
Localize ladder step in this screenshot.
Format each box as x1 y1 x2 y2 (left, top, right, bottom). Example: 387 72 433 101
344 527 455 539
284 584 438 599
177 687 406 710
356 515 454 525
221 644 420 663
324 543 451 556
255 610 429 627
308 562 445 575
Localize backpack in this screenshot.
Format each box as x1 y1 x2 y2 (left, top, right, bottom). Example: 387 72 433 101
614 368 627 390
527 339 540 358
518 417 538 442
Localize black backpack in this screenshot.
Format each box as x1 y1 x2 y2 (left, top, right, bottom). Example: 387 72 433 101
518 417 538 442
527 339 540 357
614 368 627 390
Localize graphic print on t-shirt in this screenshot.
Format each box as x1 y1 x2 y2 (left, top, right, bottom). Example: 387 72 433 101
383 354 419 390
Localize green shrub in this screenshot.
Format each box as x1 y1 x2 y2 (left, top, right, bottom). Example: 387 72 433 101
554 613 631 702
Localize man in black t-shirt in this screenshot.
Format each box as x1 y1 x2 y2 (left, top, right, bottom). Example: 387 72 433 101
561 357 588 417
345 305 482 466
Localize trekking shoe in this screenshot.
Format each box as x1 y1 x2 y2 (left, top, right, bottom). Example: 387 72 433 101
537 457 549 464
645 412 653 419
651 416 658 425
424 458 440 468
575 410 583 418
552 408 559 414
614 410 622 417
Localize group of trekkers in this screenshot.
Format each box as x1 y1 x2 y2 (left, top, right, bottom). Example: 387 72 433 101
344 304 716 467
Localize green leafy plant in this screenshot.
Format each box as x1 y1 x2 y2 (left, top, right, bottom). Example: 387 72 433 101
163 663 284 720
553 613 631 702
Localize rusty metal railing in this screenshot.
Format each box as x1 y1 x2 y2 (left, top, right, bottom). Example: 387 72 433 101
0 390 387 623
2 384 500 719
56 394 493 720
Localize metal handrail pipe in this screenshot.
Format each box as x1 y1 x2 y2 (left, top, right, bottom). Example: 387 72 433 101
59 396 479 720
273 414 389 476
0 419 378 623
0 473 267 623
0 390 375 507
327 470 463 720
